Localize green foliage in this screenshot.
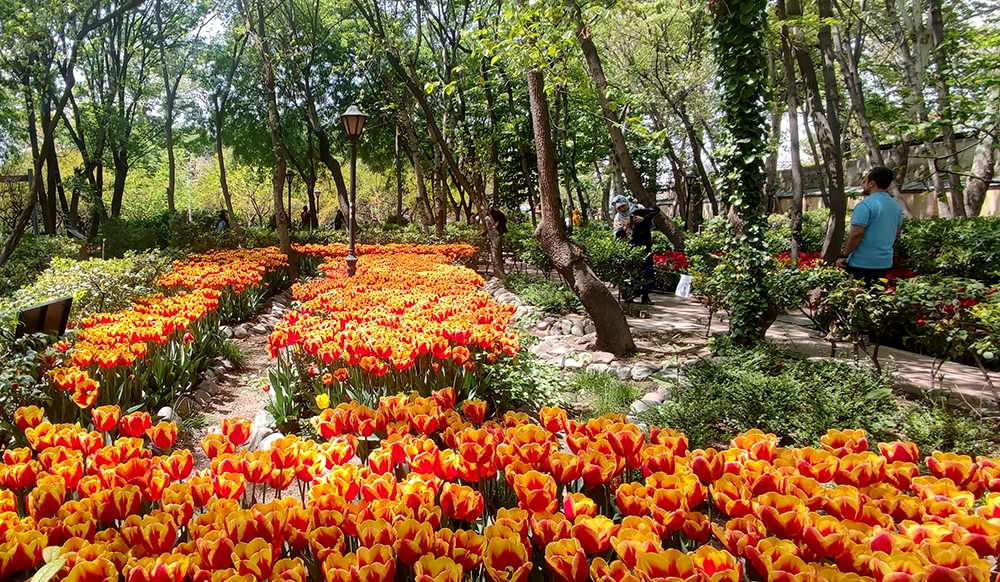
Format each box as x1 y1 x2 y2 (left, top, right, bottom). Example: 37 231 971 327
505 223 553 272
216 338 248 371
0 333 62 445
641 346 901 449
484 342 567 412
571 370 641 419
102 211 246 256
501 273 584 315
897 216 1000 284
573 226 650 299
898 398 999 458
0 234 79 297
0 252 172 341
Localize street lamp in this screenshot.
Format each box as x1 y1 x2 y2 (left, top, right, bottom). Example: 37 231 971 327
341 104 367 276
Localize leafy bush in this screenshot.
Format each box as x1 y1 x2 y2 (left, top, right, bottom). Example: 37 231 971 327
0 333 62 444
0 252 172 341
476 339 567 412
641 346 900 449
898 398 1000 458
501 273 584 315
642 345 999 456
0 234 79 297
897 216 1000 283
573 227 649 299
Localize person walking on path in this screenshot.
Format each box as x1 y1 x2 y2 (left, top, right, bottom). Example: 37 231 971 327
836 167 903 285
612 194 660 304
215 210 229 233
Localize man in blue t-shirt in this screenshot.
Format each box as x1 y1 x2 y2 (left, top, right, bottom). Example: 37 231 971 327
835 167 903 285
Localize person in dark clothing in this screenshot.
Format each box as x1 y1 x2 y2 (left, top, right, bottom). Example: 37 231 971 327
611 195 659 305
489 206 508 237
216 210 229 233
334 209 346 230
301 205 312 229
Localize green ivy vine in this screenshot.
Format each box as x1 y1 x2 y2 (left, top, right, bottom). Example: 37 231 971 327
710 0 774 345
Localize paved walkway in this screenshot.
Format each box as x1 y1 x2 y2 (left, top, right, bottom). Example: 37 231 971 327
629 293 1000 414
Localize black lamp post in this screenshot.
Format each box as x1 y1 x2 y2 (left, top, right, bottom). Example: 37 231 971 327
341 104 367 276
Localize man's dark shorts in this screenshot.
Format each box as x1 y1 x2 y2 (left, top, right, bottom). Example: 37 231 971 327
845 265 888 287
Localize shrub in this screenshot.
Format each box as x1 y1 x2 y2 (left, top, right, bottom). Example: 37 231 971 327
641 345 900 449
896 216 1000 283
0 234 79 297
501 273 584 315
898 398 1000 458
0 252 172 341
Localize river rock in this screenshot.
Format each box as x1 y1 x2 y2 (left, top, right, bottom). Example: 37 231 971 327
571 324 585 336
193 390 213 407
175 396 198 416
609 361 632 380
252 324 269 335
590 351 615 365
221 326 234 339
233 326 250 339
631 361 661 381
564 357 585 369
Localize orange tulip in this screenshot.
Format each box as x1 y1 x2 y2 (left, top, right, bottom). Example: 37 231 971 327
513 470 558 513
570 515 614 554
712 517 766 559
14 405 45 432
65 557 119 582
461 399 487 425
927 451 980 490
147 421 178 449
752 492 807 538
484 537 532 582
414 555 460 582
821 428 868 457
616 482 651 517
395 518 434 565
590 558 632 582
355 544 395 582
680 511 711 544
232 537 274 579
800 512 848 559
833 452 885 488
546 452 582 485
222 418 253 446
744 538 800 578
441 482 484 522
877 440 919 463
443 528 487 572
120 412 152 438
792 447 838 483
27 482 65 520
689 448 723 483
579 450 617 486
710 474 752 518
611 527 662 570
691 546 743 582
545 539 588 582
634 550 698 582
563 492 597 520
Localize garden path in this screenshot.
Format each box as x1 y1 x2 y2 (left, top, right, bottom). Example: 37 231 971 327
628 294 1000 415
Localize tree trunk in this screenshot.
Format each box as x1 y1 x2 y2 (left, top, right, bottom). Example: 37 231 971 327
214 105 244 238
788 0 844 263
432 142 446 237
568 1 685 249
929 0 964 217
815 0 847 262
505 82 538 228
526 66 634 355
395 124 403 223
966 105 997 217
778 0 805 263
243 0 296 279
830 2 914 216
111 149 128 218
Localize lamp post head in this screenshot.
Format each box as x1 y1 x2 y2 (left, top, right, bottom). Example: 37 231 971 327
341 104 367 140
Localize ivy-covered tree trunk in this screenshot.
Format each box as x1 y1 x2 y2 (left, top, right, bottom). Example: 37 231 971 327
711 0 776 345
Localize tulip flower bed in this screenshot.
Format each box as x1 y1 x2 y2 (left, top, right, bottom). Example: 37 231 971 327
265 250 520 424
36 248 290 425
7 393 1000 582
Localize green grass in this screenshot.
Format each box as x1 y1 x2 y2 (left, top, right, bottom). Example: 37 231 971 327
216 338 248 370
571 370 642 419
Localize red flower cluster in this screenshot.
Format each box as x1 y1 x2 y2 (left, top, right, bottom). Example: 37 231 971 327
774 252 823 269
652 251 689 273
